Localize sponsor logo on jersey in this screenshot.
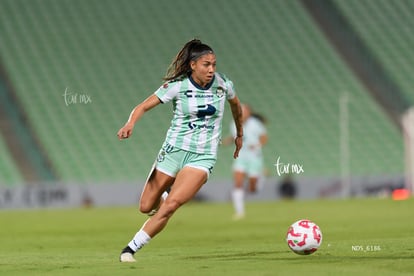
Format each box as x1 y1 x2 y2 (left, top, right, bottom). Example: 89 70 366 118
188 122 215 130
196 104 216 119
187 104 217 130
185 90 214 98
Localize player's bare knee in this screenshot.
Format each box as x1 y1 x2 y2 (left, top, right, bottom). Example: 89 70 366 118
139 200 155 214
161 199 182 218
139 205 150 214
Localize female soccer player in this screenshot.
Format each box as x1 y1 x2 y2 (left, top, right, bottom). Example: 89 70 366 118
117 39 243 262
225 104 268 220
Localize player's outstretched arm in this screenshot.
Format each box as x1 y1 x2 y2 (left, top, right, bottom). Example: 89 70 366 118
117 94 161 140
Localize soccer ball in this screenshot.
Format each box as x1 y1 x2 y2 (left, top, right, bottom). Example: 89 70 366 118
286 219 322 255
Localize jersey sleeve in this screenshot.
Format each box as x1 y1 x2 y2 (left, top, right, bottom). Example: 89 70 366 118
226 79 236 100
257 121 267 135
154 81 179 103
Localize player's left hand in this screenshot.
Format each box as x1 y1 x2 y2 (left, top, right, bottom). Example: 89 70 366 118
233 136 243 159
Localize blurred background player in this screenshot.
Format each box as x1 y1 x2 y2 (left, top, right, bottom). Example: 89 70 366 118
224 104 268 219
117 39 243 262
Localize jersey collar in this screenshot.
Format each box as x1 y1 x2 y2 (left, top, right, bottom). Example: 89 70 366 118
189 74 215 90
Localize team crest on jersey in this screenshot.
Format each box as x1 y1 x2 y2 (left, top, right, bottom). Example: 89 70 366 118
216 86 225 98
157 143 174 162
157 150 166 162
162 83 169 89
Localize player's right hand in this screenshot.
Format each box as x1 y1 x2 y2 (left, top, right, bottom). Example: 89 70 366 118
117 123 134 140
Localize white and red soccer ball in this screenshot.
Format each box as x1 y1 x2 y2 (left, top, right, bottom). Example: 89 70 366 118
286 219 323 255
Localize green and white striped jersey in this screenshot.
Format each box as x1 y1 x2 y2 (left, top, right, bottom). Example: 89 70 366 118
155 72 236 156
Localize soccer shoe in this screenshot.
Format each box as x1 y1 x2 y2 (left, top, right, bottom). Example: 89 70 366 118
232 213 245 221
119 246 136 262
147 208 158 216
120 252 136 262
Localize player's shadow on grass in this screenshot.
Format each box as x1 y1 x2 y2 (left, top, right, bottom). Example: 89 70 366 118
183 250 285 261
183 251 414 262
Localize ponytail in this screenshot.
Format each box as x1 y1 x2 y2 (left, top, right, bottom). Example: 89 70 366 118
163 39 214 81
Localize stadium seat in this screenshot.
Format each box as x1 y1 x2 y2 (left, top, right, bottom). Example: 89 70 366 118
0 0 406 185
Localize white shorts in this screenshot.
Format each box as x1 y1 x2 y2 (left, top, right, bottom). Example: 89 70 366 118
233 155 263 177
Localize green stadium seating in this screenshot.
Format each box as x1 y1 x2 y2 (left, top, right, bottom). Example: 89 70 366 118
334 0 414 105
0 136 23 185
0 0 405 185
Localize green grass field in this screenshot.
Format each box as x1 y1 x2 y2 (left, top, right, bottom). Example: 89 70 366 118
0 198 413 275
